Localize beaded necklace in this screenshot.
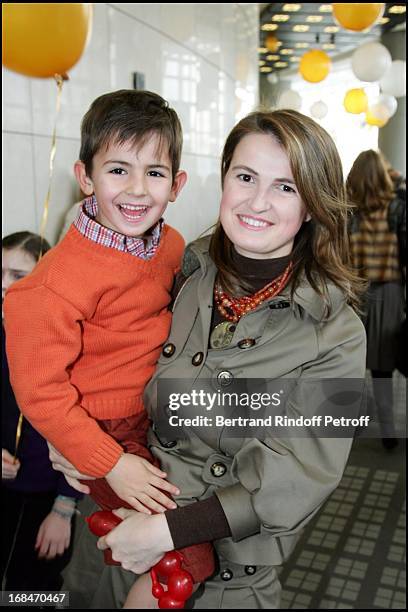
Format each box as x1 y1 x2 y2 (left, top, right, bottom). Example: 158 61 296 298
214 261 293 323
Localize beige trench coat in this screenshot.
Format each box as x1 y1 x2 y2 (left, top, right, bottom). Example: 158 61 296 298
144 236 367 568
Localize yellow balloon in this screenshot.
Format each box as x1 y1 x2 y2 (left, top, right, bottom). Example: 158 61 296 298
299 50 331 83
2 3 93 78
333 3 384 32
265 34 280 53
365 110 388 127
343 88 368 114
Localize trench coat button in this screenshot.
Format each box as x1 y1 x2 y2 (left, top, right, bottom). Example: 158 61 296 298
162 343 176 357
245 565 257 575
217 370 234 386
210 462 227 477
162 440 177 448
238 338 256 349
192 352 204 366
155 423 177 448
220 568 233 581
269 301 290 309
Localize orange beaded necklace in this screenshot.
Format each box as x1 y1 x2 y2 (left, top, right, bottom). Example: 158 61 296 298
214 261 293 323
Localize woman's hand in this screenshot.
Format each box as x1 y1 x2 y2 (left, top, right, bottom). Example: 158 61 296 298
2 448 20 480
47 442 95 494
97 508 174 574
35 511 71 560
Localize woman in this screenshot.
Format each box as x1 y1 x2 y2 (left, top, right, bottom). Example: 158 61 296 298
347 150 406 450
2 232 81 591
51 110 367 609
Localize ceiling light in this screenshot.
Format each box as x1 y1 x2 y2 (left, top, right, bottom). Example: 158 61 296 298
295 42 309 48
293 25 310 32
261 23 279 31
322 43 336 50
324 26 339 33
266 54 280 60
290 56 300 62
260 66 273 72
282 3 301 11
388 5 406 13
379 17 390 24
258 47 267 53
275 62 288 68
272 14 290 22
259 60 266 66
306 15 323 23
319 4 332 11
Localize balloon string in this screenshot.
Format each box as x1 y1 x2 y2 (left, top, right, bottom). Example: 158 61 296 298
13 412 24 463
15 74 67 456
38 73 65 259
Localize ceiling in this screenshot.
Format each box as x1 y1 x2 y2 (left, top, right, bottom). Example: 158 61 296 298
259 3 406 75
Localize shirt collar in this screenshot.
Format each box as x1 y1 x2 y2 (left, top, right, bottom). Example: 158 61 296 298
73 195 163 259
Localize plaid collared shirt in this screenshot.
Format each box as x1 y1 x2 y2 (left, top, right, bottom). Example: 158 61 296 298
73 196 163 260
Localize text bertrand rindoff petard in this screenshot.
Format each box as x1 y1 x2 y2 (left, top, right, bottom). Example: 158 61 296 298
165 390 370 429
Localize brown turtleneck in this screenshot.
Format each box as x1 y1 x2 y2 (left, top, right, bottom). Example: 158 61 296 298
166 249 292 549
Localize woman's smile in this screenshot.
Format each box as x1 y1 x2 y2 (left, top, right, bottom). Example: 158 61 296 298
237 214 274 230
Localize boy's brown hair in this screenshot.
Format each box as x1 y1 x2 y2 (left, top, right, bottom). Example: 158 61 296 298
79 90 183 180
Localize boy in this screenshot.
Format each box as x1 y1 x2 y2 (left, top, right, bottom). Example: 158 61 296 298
4 90 213 606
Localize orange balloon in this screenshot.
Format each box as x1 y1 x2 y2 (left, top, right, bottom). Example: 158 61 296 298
333 3 384 32
265 34 280 53
343 89 368 114
2 3 93 78
299 50 331 83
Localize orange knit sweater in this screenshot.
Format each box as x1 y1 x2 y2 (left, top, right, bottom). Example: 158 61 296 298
4 224 184 477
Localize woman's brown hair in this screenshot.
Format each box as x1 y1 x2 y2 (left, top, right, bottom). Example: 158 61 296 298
346 149 395 215
209 109 364 314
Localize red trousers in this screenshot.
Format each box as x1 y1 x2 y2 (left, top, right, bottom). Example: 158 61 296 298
83 412 214 583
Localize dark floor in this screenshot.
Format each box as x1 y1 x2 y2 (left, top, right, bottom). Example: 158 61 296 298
278 372 406 610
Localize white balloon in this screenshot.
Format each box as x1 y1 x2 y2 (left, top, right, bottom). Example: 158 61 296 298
368 102 391 123
375 94 398 118
267 72 279 85
310 100 328 119
380 60 406 98
278 89 302 111
351 42 392 82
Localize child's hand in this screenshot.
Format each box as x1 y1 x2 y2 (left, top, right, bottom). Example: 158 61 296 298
2 448 20 480
35 511 71 560
105 454 180 514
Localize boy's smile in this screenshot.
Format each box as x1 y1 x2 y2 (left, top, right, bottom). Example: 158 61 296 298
75 135 186 238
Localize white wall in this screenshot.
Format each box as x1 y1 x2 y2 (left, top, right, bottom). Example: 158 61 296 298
379 29 406 176
2 3 259 245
